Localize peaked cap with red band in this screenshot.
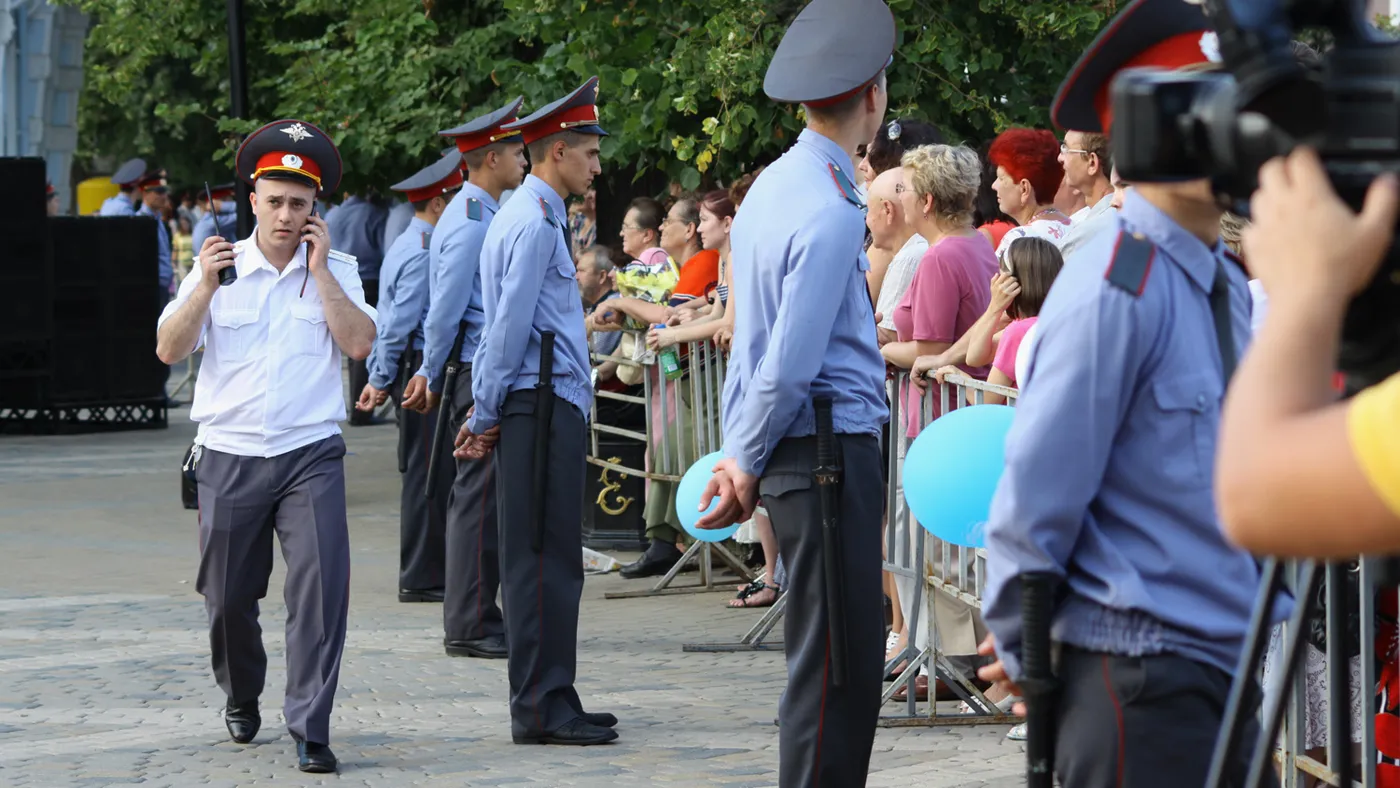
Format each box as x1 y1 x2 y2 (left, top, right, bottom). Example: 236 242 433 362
500 78 608 146
137 169 169 192
439 97 525 154
110 158 147 188
390 152 465 204
1052 0 1217 134
206 182 236 201
764 0 895 106
46 181 56 198
235 119 343 195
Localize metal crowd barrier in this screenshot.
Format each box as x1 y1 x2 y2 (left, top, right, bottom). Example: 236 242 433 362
589 332 755 600
881 371 1018 727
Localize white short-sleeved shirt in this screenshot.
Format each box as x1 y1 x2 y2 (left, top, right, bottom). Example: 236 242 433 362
875 233 930 331
158 232 378 458
994 216 1071 266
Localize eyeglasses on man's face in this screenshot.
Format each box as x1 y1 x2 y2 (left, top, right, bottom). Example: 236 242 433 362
1060 142 1092 157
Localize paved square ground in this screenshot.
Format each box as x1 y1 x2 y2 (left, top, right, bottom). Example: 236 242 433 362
0 407 1022 787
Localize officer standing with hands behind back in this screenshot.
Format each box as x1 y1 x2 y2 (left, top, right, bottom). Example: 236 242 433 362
155 119 377 775
455 77 619 746
356 152 466 604
693 1 894 784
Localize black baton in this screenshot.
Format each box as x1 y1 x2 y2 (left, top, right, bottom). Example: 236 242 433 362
396 355 412 474
530 331 556 554
814 397 847 688
1020 572 1059 788
426 320 469 499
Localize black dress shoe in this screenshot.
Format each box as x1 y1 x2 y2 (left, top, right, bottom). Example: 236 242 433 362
513 717 618 746
224 699 260 744
618 545 684 579
445 634 507 659
399 588 445 603
296 739 338 773
579 711 617 728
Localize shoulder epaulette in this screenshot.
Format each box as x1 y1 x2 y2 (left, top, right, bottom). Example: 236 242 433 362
421 231 432 250
328 249 358 266
466 198 482 221
827 163 864 209
539 197 559 228
1104 231 1156 297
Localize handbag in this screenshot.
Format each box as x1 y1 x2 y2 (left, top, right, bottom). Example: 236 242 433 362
180 443 200 510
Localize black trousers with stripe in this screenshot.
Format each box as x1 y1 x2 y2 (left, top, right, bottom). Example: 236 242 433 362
494 389 589 736
762 434 885 787
393 351 451 593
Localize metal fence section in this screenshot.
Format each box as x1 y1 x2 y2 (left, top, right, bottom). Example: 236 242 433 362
591 333 755 600
881 372 1018 727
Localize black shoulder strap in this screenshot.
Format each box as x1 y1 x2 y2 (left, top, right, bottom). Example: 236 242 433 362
1104 231 1156 296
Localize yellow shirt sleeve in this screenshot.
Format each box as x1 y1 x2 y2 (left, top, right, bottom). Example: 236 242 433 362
1348 371 1400 518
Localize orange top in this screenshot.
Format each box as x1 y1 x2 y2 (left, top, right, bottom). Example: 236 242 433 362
671 249 720 305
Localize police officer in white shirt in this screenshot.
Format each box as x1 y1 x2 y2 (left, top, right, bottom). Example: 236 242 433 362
154 118 377 775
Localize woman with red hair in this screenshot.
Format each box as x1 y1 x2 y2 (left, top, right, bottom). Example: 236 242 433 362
987 128 1070 264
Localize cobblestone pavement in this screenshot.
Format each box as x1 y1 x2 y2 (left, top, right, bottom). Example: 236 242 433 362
0 408 1023 787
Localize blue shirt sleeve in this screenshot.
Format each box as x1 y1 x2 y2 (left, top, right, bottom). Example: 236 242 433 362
980 278 1147 681
418 222 484 392
722 209 864 478
467 224 555 434
368 246 430 391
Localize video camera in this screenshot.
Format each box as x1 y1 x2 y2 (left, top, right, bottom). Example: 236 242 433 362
1113 0 1400 391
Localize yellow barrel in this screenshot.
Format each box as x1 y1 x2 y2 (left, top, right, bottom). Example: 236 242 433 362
76 177 120 216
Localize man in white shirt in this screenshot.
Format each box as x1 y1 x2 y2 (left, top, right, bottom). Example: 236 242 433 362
1055 130 1117 259
868 166 928 346
154 119 377 775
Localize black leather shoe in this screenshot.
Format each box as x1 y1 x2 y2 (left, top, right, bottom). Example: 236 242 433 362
445 634 507 659
224 699 260 744
399 588 445 603
618 545 684 579
580 711 617 728
296 739 337 773
513 717 618 746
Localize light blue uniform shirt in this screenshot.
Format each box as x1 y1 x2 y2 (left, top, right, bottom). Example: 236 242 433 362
99 194 135 216
367 216 435 390
467 174 591 434
982 190 1290 682
415 183 498 392
191 205 238 257
720 128 887 478
137 202 173 288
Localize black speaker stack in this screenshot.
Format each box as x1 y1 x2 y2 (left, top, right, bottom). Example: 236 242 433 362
0 157 168 434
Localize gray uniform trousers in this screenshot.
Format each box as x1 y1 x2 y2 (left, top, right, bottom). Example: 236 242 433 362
443 365 504 642
195 435 350 745
494 389 588 736
393 351 450 592
1053 646 1273 788
761 434 884 788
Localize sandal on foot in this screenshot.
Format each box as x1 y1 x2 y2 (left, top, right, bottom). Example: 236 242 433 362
728 579 779 609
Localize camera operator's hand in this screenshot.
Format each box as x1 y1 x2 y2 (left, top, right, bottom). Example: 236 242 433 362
1246 147 1399 305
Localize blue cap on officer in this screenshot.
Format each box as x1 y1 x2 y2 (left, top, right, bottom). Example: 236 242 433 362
390 153 464 203
111 158 147 187
763 0 896 105
440 97 525 153
501 78 608 144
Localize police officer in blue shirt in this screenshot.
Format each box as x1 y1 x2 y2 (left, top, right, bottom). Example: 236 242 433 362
355 153 465 604
455 77 619 746
692 1 893 784
401 99 527 661
100 158 146 216
192 183 238 254
975 2 1289 785
135 169 175 300
329 191 390 426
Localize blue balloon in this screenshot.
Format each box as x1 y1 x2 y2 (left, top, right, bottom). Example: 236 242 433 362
902 404 1016 548
676 451 740 543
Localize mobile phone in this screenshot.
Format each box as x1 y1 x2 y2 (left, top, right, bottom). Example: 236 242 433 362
206 181 237 287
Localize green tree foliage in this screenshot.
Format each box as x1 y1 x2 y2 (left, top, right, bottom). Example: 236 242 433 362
71 0 1114 196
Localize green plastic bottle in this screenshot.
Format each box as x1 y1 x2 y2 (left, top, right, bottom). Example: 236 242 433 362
655 323 684 380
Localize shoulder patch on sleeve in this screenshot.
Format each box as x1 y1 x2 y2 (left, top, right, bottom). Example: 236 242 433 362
827 163 864 209
539 197 559 227
421 230 432 250
328 249 358 266
466 198 482 221
1104 231 1156 297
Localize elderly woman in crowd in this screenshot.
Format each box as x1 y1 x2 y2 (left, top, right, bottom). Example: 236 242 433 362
987 128 1070 263
877 143 999 699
